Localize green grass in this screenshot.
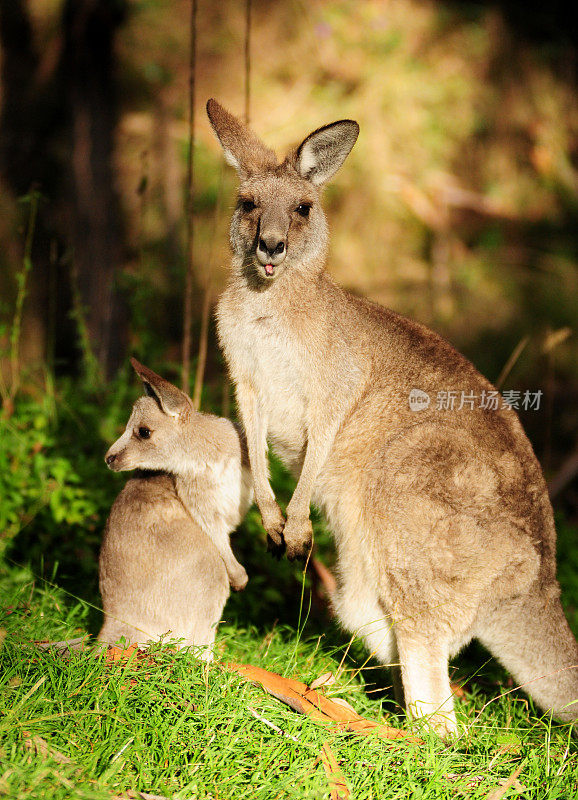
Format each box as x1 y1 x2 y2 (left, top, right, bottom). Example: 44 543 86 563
1 562 577 800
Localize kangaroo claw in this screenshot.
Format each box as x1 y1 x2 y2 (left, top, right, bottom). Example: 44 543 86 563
267 533 286 559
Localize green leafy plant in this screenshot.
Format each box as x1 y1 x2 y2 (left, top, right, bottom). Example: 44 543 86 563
0 399 102 558
0 191 41 413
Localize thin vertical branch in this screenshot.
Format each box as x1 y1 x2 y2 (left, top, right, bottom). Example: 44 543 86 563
192 284 211 411
5 190 40 407
181 0 197 393
221 376 231 418
69 250 103 389
221 0 252 417
244 0 252 125
548 445 578 500
192 165 227 411
220 0 251 419
543 335 555 475
494 336 529 390
47 238 58 377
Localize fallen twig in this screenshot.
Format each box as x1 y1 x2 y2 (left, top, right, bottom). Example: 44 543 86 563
22 732 72 764
247 705 301 743
34 636 90 659
225 662 420 743
310 557 337 600
319 742 350 800
485 761 525 800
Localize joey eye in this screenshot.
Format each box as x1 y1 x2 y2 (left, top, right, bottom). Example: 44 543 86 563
138 427 151 440
241 199 256 213
296 203 311 218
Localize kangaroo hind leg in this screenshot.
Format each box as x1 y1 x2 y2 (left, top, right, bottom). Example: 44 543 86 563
395 628 457 737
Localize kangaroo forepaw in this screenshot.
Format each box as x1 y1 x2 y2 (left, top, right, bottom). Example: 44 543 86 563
261 502 286 558
229 567 249 592
283 515 313 562
285 539 313 562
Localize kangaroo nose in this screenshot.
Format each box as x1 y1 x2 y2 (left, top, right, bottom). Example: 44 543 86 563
105 453 116 466
258 237 285 257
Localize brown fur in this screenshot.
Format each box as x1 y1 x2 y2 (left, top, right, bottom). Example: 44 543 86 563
207 99 578 734
98 359 252 656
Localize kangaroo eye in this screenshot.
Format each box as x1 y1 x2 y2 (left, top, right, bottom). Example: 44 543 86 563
241 199 256 213
138 427 151 439
296 203 311 218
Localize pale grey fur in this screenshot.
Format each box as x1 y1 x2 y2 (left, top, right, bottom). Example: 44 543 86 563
98 359 253 656
207 98 578 734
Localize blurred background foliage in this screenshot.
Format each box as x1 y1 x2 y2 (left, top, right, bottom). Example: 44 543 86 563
0 0 577 630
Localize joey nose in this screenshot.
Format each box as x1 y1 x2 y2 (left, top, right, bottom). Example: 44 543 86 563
105 453 116 466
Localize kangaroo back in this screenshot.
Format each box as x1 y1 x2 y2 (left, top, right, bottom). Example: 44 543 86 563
99 472 228 654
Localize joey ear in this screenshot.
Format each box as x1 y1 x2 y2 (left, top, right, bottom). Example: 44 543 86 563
295 120 359 186
206 98 277 178
130 357 191 417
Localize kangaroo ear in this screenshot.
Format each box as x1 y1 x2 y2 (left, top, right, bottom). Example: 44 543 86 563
295 120 359 186
130 358 191 417
206 98 277 178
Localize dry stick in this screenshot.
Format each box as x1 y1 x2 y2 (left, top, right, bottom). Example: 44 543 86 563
224 661 420 742
494 336 529 391
181 0 198 393
196 0 252 412
247 706 301 743
191 282 211 410
543 340 555 474
219 0 252 416
310 557 337 599
485 760 525 800
221 371 231 417
548 445 578 500
244 0 252 126
4 191 40 407
319 742 350 800
193 160 226 411
22 732 73 764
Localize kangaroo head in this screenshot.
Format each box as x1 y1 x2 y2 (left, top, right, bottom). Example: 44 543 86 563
105 358 196 474
206 99 359 286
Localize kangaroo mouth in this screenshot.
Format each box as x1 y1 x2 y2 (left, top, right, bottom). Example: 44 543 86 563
242 253 284 288
254 257 281 280
255 247 286 279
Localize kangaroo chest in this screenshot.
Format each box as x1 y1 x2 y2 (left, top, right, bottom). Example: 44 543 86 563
217 293 308 462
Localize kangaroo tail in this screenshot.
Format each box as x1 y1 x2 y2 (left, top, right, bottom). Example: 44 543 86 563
477 584 578 722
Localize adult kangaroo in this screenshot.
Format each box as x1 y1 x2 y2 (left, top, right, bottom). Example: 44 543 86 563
207 98 578 734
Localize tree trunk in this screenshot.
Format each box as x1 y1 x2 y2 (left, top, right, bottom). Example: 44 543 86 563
0 0 54 371
0 0 128 381
62 0 128 378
